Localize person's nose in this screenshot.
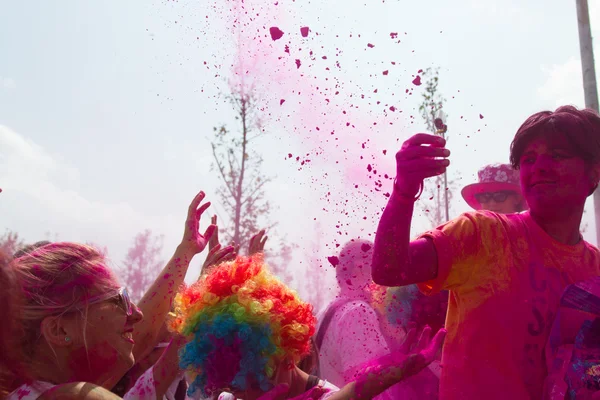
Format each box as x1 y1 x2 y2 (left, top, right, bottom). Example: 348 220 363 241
531 154 554 173
128 302 144 324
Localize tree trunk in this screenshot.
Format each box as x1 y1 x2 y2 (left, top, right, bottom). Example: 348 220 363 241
234 97 249 246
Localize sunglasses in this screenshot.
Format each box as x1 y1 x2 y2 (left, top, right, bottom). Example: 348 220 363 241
474 191 516 204
87 287 133 316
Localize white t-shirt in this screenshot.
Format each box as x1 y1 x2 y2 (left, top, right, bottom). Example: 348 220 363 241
317 298 403 400
7 367 157 400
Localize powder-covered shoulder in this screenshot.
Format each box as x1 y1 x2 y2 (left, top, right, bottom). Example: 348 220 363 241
423 210 516 242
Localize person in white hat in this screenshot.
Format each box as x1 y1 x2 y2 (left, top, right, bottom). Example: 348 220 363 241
461 163 527 214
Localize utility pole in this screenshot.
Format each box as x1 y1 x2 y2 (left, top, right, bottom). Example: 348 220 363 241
434 110 450 223
576 0 600 245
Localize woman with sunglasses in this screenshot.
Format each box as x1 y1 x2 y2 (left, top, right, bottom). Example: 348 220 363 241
5 190 216 399
461 163 526 214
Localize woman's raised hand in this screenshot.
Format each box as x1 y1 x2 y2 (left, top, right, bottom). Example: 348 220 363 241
179 191 216 255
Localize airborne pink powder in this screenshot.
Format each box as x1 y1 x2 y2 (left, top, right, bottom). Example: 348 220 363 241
270 27 284 41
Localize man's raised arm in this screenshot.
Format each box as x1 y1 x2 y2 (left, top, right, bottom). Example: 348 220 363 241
372 133 449 286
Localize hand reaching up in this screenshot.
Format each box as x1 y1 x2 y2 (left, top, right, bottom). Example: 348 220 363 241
208 215 220 251
200 215 236 276
248 230 268 255
201 244 236 276
394 133 450 198
178 191 216 256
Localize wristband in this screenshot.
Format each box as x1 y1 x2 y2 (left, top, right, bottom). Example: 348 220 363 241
393 179 423 201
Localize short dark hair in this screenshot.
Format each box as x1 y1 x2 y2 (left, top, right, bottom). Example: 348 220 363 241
510 105 600 170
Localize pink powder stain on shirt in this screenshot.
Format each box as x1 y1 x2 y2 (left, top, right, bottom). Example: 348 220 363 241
295 59 301 69
300 26 310 37
280 99 285 105
269 27 284 41
382 70 389 75
367 43 375 48
412 76 422 86
480 114 484 119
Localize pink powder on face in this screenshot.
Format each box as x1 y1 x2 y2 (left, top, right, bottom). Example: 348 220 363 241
360 243 371 252
269 27 284 40
68 341 121 382
412 76 421 86
300 26 310 37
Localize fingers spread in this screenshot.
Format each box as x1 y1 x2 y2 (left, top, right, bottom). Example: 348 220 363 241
195 202 212 221
188 191 206 215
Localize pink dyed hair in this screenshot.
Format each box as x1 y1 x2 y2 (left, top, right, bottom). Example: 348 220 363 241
11 242 121 360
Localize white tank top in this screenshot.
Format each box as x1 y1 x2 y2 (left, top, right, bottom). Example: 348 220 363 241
7 367 157 399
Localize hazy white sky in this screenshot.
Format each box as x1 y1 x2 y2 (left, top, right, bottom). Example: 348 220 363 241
1 0 599 309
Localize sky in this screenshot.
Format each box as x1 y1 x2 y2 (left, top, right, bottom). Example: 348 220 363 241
1 0 599 311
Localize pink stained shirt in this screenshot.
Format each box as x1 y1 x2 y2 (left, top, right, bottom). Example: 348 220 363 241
317 299 406 400
416 210 600 400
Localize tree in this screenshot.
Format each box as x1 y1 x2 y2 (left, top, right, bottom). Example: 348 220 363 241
0 230 25 257
211 87 274 250
119 229 164 303
418 68 459 228
300 222 328 313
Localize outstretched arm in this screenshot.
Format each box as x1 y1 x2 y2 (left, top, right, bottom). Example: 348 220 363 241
372 133 449 287
330 327 446 400
133 190 215 361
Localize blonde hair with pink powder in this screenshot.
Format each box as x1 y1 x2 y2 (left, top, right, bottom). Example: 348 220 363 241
11 242 121 362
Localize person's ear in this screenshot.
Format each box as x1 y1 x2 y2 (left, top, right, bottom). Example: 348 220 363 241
40 315 77 347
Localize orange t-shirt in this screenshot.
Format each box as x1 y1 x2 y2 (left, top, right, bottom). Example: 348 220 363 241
417 211 600 400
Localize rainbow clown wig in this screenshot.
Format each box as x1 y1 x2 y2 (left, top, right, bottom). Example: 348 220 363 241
169 255 316 398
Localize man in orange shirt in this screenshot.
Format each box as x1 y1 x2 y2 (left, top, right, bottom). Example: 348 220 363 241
372 106 600 400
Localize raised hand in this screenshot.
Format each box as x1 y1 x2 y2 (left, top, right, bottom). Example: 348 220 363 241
411 326 446 365
394 133 450 198
208 215 220 251
179 191 216 255
248 230 268 255
200 244 237 276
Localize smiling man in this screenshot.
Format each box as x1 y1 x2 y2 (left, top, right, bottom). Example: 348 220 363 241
371 105 600 400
